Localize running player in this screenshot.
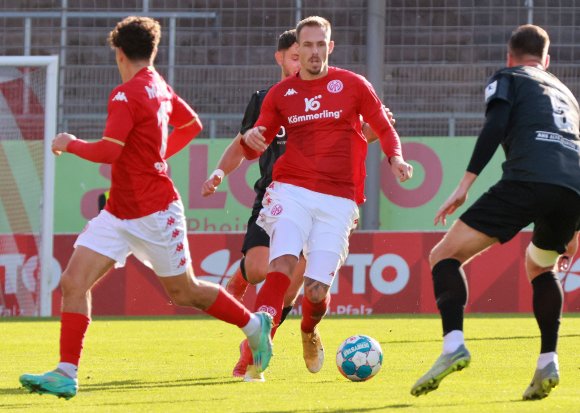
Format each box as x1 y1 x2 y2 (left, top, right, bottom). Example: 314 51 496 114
201 29 394 381
19 16 272 400
410 24 580 400
240 16 413 381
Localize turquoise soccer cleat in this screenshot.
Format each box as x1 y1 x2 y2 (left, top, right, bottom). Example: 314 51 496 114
522 361 559 400
246 312 273 373
411 344 471 396
19 370 78 400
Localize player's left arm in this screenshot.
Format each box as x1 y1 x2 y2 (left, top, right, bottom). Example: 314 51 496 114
165 94 203 159
362 106 395 144
359 80 412 182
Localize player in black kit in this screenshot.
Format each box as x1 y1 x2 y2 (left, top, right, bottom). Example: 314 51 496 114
411 24 580 400
201 29 393 381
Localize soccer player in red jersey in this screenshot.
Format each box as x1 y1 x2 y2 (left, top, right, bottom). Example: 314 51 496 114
19 16 272 400
201 28 395 381
239 16 413 380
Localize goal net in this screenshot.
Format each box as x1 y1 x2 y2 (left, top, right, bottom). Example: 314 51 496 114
0 56 58 316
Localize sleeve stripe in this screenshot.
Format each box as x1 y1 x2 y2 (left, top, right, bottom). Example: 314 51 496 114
177 116 199 129
102 136 125 146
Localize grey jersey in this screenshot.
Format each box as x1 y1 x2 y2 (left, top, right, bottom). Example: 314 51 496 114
485 66 580 195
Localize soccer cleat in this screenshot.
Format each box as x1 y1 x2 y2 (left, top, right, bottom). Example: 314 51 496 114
19 369 78 400
232 340 252 378
522 361 560 400
243 364 265 382
410 344 471 397
301 328 324 373
246 312 273 373
225 271 249 301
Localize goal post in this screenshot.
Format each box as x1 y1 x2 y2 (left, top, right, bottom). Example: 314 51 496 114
0 55 58 317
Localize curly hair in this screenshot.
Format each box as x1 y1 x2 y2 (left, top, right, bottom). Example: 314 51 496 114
108 16 161 61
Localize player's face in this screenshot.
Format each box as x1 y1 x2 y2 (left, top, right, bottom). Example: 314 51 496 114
298 25 333 78
280 43 300 78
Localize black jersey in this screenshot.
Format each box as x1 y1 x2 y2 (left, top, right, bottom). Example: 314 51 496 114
240 88 287 215
484 66 580 195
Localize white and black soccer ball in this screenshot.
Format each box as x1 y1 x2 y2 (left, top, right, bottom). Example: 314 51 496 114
336 335 383 381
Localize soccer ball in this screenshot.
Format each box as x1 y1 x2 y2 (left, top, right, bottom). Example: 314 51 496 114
336 335 383 381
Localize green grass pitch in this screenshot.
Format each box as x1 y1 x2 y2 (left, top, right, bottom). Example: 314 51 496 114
1 314 579 412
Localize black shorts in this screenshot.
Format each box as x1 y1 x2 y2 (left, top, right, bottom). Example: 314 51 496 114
241 214 270 255
460 180 580 254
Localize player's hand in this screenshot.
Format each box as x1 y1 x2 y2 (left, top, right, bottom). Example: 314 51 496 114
242 126 267 153
201 173 223 197
434 186 468 226
558 232 579 271
384 106 395 126
52 132 76 156
389 156 413 182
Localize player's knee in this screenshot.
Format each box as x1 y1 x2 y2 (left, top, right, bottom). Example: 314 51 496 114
303 279 330 303
59 270 89 297
270 254 298 276
244 258 268 285
526 242 559 268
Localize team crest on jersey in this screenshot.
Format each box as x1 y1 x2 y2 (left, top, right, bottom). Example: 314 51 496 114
112 91 128 102
284 88 298 96
484 80 497 102
271 204 283 216
327 79 343 93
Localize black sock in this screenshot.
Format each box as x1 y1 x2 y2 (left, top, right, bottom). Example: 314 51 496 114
239 257 248 281
432 258 468 335
532 271 563 353
279 305 293 326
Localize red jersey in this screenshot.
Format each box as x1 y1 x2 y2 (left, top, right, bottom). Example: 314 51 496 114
241 67 402 204
103 67 197 219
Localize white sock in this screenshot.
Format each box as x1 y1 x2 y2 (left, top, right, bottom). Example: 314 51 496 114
241 313 260 337
57 362 78 379
537 352 558 370
442 330 464 354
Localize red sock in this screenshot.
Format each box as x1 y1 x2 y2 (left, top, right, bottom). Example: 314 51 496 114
60 312 91 365
204 288 251 328
301 294 330 333
254 271 291 336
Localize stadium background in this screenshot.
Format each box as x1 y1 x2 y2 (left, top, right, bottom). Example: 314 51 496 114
0 1 579 316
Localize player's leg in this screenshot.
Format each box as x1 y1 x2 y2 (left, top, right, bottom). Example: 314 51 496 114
412 181 536 396
127 200 273 372
226 215 270 300
20 210 122 399
300 251 342 373
281 254 306 323
521 188 580 399
299 192 357 374
411 219 496 397
522 244 562 400
156 266 272 372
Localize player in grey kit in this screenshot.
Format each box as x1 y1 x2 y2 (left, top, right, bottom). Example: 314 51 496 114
411 24 580 400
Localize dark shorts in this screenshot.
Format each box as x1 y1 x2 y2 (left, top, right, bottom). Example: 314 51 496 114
241 214 270 255
460 180 580 254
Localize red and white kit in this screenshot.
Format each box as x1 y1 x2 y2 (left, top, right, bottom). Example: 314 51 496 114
242 67 402 285
75 67 198 276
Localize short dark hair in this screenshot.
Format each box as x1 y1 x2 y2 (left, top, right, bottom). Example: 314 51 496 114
508 24 550 59
296 16 331 41
277 29 297 51
108 16 161 61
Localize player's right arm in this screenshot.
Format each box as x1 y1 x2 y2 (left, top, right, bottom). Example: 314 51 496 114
201 133 245 197
53 86 134 163
202 91 263 196
240 89 282 159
